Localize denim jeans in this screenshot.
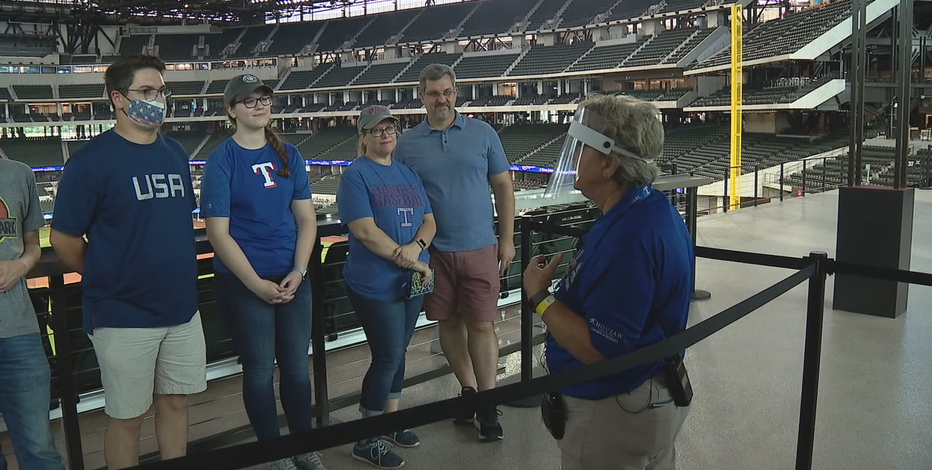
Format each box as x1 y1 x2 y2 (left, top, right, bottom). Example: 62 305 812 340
348 289 423 416
214 273 313 440
0 334 65 470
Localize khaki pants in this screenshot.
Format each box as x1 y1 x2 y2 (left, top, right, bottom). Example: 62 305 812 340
557 376 689 470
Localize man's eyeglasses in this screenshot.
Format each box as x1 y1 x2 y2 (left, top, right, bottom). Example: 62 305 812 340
126 87 172 101
239 96 273 109
422 89 456 100
367 126 398 137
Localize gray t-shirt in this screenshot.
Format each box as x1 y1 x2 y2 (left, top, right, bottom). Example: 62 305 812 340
0 159 45 338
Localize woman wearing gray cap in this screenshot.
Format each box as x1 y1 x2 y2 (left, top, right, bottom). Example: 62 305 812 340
337 105 436 469
200 74 328 470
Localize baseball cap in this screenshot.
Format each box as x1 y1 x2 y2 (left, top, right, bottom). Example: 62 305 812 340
224 74 273 106
357 105 399 133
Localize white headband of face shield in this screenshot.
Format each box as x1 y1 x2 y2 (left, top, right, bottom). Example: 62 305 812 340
567 120 655 164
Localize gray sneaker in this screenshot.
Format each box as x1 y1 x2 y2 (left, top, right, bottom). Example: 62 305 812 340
292 451 328 470
268 458 300 470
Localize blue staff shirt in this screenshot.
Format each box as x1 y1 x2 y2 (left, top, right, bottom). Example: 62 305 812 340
394 112 508 253
546 186 695 400
52 130 198 335
200 138 312 277
337 156 432 300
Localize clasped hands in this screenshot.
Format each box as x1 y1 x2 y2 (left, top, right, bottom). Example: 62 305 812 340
393 242 432 282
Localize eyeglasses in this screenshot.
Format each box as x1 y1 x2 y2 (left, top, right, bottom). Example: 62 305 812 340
422 89 456 100
239 96 273 109
126 87 172 101
367 126 398 137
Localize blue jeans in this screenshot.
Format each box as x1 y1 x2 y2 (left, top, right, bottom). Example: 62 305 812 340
0 334 65 470
348 289 423 416
214 273 313 440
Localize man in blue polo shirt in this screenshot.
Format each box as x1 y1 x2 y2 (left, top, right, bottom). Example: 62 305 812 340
395 64 515 442
50 54 206 470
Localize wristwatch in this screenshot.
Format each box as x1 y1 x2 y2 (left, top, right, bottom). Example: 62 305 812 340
416 238 427 251
293 266 308 279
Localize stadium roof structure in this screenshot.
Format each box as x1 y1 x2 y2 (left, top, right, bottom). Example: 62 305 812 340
0 0 370 24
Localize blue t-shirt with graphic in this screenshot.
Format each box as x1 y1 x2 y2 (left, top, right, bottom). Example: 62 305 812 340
546 186 695 400
337 157 432 300
52 130 198 335
200 138 312 277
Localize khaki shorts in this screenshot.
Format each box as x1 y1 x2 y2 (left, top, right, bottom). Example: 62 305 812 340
558 376 690 470
424 244 501 323
89 312 208 419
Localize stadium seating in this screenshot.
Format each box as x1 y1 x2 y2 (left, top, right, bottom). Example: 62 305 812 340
352 61 409 86
155 34 202 61
569 40 644 72
624 28 697 68
401 1 477 43
509 42 594 76
607 0 658 21
559 0 619 28
658 0 707 14
316 16 373 52
230 25 275 58
498 123 568 163
0 87 12 101
59 84 105 100
313 64 367 89
395 53 461 83
119 35 151 55
296 127 357 160
168 81 206 96
527 0 569 30
279 64 336 91
692 0 852 70
0 137 64 167
662 27 715 64
454 53 519 79
13 85 53 101
354 9 420 48
460 0 529 37
265 22 324 56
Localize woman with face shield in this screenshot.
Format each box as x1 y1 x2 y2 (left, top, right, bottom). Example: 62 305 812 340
524 95 695 469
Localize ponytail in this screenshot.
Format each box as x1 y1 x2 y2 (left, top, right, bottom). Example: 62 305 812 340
265 126 292 178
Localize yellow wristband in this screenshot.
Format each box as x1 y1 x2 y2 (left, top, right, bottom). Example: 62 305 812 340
535 294 556 316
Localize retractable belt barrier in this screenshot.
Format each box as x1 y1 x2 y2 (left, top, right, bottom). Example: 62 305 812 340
127 257 819 470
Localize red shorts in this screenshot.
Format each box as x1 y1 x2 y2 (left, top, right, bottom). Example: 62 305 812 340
424 244 500 323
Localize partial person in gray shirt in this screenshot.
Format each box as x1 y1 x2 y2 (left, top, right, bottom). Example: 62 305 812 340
0 158 65 470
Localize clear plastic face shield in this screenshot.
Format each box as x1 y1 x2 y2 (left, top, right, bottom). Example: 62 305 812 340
544 104 656 198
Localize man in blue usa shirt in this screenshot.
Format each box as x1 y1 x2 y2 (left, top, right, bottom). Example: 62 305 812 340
50 55 206 469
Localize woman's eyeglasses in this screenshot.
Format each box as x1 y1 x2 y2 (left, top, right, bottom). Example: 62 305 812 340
240 96 273 108
367 126 398 137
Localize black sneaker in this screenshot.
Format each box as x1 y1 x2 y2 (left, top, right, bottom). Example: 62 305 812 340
453 387 476 425
475 405 504 442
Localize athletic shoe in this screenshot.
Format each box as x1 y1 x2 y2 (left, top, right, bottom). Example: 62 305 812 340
475 406 504 442
454 386 477 425
352 439 405 469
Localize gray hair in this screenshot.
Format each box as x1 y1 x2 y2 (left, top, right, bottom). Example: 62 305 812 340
582 94 662 188
418 64 456 92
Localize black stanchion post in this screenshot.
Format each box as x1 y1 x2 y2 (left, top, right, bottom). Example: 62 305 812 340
49 274 85 470
309 236 330 426
821 157 827 193
687 187 711 301
754 166 759 207
780 163 785 202
723 168 729 213
795 252 828 470
507 215 542 408
802 160 808 196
